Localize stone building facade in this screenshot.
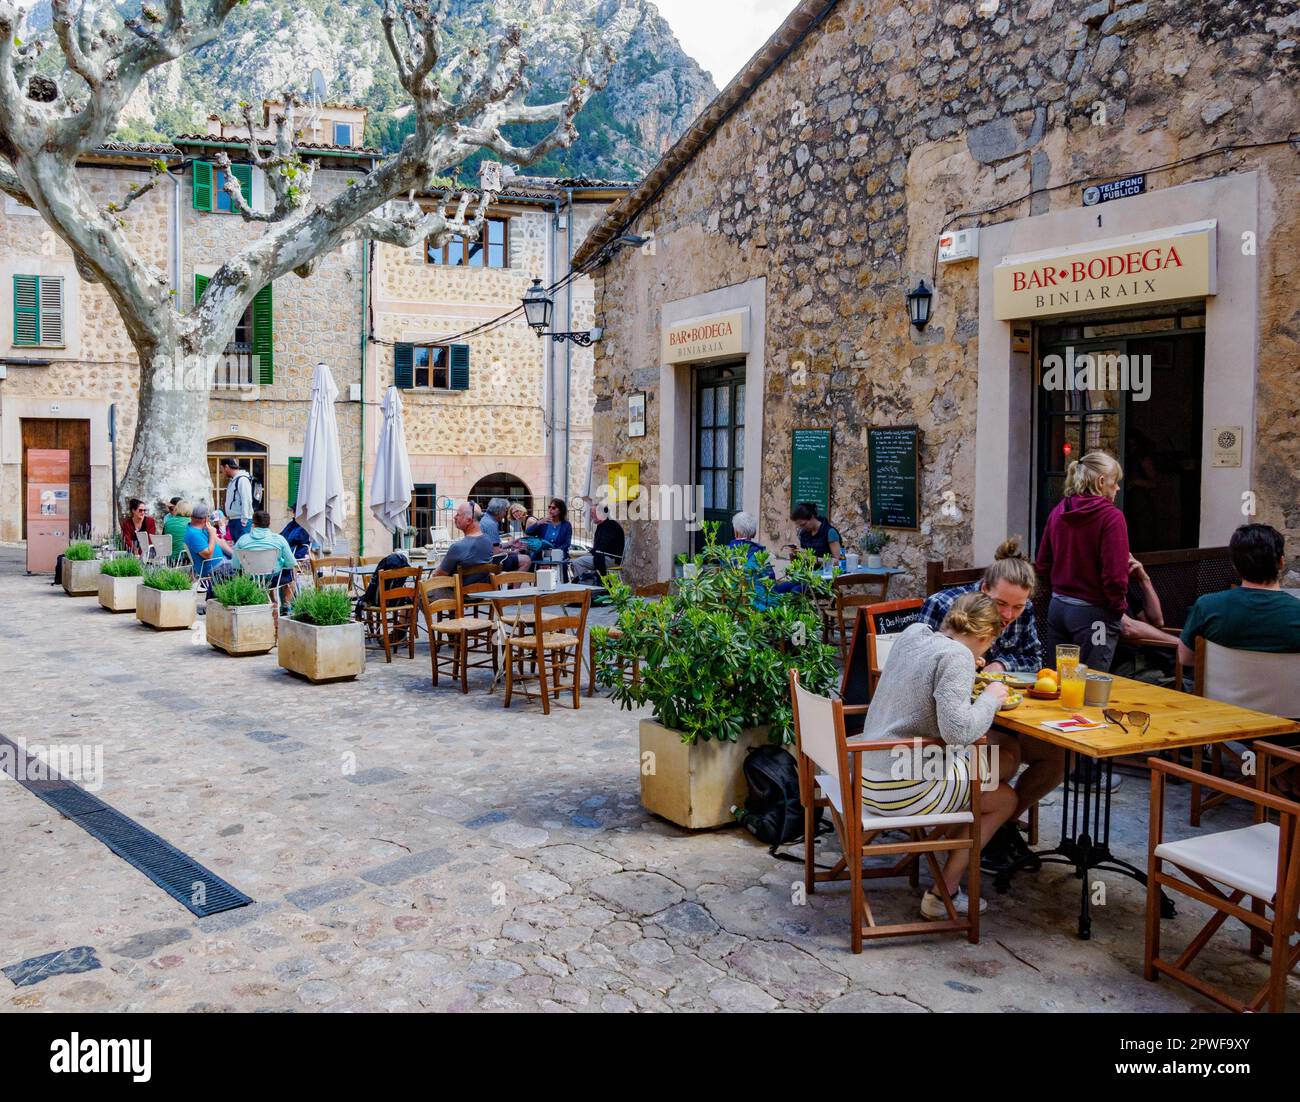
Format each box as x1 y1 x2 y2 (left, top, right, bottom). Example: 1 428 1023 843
0 98 630 554
577 0 1300 589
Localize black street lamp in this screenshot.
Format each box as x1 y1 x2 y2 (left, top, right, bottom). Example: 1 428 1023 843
906 279 933 331
522 278 596 346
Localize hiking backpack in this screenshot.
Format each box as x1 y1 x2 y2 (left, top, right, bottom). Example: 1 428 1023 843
737 745 825 856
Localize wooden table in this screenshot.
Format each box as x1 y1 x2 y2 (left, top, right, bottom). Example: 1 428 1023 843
992 674 1300 939
479 583 596 689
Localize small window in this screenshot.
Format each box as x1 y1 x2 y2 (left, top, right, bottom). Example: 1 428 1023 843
333 122 353 147
13 274 64 347
394 342 469 391
426 216 509 268
413 345 449 389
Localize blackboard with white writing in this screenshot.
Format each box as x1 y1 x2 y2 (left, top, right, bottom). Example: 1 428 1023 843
868 425 920 530
790 428 832 516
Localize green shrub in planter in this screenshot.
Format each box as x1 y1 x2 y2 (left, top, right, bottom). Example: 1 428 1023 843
101 556 144 578
596 525 839 745
64 541 96 562
142 566 194 591
290 587 353 627
212 573 269 607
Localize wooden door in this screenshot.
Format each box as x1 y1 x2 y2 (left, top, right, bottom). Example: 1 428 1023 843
21 419 90 538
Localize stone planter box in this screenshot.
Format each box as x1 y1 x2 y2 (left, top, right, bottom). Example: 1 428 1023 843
98 574 143 612
640 719 772 830
278 618 364 682
206 600 276 656
135 585 197 630
62 558 102 596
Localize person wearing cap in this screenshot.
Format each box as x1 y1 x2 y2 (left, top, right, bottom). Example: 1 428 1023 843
183 501 236 588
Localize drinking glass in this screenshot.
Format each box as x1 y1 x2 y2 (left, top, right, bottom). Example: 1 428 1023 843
1055 644 1081 676
1059 662 1088 709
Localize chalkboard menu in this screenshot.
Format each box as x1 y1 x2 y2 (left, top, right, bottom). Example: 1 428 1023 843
867 425 920 530
790 428 832 515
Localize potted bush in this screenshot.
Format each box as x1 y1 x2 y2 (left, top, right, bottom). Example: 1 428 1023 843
136 566 197 630
596 531 838 829
206 573 276 656
278 588 364 683
98 555 144 612
62 540 102 596
863 527 892 569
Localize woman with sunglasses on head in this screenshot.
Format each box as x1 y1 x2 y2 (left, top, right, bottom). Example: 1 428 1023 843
119 498 157 554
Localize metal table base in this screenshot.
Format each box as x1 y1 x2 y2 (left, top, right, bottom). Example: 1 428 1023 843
992 751 1176 940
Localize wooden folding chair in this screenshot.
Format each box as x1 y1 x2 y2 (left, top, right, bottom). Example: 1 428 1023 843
311 554 352 590
419 574 480 691
1145 744 1300 1013
1185 637 1300 825
789 669 983 952
504 589 591 714
831 574 892 664
361 565 421 662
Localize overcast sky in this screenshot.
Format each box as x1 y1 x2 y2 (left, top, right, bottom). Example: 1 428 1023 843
653 0 797 88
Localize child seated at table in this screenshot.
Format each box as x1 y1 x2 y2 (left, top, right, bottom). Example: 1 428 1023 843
856 591 1020 920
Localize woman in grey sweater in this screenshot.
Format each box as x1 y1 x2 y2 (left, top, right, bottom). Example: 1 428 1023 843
859 592 1019 919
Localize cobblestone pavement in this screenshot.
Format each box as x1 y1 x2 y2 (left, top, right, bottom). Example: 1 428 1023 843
1 548 1292 1013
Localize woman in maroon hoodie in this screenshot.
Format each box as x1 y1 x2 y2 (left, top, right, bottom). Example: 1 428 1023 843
1035 451 1131 672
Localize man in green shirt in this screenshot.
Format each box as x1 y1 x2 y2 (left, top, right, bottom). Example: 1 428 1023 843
1178 524 1300 664
234 509 299 612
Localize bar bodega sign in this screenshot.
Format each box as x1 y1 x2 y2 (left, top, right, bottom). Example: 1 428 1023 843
994 222 1215 320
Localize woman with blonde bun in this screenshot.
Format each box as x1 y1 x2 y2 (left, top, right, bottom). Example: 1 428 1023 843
1035 450 1130 672
857 591 1019 920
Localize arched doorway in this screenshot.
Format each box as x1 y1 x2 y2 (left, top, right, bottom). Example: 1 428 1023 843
467 472 533 512
208 436 267 511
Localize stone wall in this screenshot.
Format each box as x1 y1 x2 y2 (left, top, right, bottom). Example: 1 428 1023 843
590 0 1300 587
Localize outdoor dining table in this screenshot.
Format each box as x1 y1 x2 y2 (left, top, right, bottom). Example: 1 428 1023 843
990 675 1300 939
477 582 599 689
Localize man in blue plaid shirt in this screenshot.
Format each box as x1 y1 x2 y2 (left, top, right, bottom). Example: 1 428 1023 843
918 580 1043 672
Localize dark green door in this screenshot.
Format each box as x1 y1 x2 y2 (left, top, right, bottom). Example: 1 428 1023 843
694 363 745 551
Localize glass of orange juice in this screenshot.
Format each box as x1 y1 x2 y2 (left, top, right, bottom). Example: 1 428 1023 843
1059 662 1088 709
1056 644 1081 677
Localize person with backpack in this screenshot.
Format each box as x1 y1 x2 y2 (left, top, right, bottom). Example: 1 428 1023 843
220 458 257 543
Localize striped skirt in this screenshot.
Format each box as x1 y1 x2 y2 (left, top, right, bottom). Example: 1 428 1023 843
861 752 972 818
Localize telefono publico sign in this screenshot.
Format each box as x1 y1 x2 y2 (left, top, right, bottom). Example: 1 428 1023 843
994 222 1216 320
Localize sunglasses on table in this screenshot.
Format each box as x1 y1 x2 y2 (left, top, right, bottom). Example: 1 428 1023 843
1103 708 1151 735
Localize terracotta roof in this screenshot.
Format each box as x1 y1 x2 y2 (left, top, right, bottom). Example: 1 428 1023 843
172 134 382 156
572 0 841 269
90 140 182 157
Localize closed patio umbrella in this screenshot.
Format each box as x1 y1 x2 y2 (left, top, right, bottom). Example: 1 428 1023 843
295 363 347 552
369 385 414 534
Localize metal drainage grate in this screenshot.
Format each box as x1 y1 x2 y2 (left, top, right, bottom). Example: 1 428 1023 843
0 735 251 918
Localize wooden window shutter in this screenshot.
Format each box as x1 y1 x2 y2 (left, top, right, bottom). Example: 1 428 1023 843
192 160 213 211
393 343 414 389
287 457 302 513
38 277 63 345
449 343 470 391
193 273 209 311
252 283 274 384
13 274 39 345
231 163 253 211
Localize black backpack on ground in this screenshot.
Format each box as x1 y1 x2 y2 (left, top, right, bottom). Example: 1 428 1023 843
737 745 827 858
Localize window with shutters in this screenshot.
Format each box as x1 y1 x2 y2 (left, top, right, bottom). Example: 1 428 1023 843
287 456 302 514
333 122 353 147
193 161 253 214
13 274 64 347
426 216 508 268
196 274 273 386
393 342 469 391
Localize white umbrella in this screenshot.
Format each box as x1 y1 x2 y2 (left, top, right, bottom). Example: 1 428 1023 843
368 385 414 534
295 363 347 552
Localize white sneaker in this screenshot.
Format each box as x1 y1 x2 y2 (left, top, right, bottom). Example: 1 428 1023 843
921 888 987 919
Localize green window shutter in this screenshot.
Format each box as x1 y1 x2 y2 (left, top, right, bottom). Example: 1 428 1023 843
231 163 253 210
193 273 209 311
251 282 273 384
13 274 39 345
393 343 414 389
192 160 213 211
449 343 470 391
287 457 302 513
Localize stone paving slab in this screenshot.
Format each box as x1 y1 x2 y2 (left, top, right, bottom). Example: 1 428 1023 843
0 547 1295 1013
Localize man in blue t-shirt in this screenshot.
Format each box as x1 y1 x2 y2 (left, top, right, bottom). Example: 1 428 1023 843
1178 524 1300 666
183 502 236 590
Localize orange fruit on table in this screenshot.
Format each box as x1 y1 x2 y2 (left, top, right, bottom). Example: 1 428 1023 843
1033 676 1058 694
1036 668 1058 684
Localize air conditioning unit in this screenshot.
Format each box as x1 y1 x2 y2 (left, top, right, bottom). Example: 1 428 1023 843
938 227 979 263
348 383 362 402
